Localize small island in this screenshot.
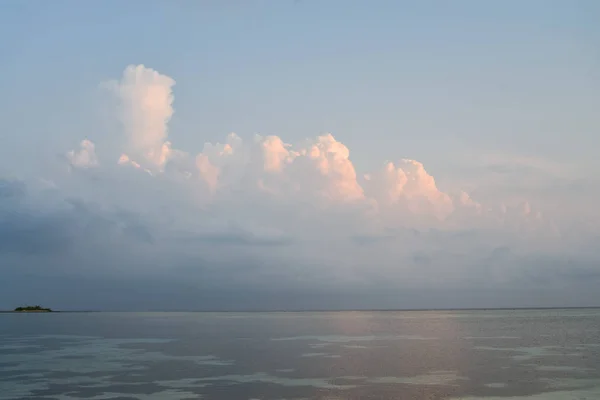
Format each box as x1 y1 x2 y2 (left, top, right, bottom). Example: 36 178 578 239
14 305 53 312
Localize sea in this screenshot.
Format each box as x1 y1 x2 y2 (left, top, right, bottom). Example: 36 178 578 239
1 309 600 400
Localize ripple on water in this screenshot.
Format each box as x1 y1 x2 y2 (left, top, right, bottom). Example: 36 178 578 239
473 345 581 361
51 389 200 400
483 383 508 388
0 335 232 398
271 334 437 342
453 379 600 400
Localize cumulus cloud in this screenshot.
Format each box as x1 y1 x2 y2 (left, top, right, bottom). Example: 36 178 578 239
363 159 454 227
105 64 176 169
92 65 494 224
78 65 566 239
2 63 597 310
286 133 364 203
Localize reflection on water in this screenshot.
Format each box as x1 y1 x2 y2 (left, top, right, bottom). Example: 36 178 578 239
1 310 600 399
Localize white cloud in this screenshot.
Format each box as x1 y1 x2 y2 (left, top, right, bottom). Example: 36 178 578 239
79 65 564 241
286 133 364 204
363 159 454 223
105 64 175 170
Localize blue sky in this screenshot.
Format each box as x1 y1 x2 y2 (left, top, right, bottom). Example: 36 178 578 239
2 1 598 170
0 1 599 310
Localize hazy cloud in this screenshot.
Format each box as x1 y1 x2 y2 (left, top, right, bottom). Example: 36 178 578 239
1 64 599 310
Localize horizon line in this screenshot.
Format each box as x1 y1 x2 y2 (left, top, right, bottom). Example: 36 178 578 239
2 306 600 313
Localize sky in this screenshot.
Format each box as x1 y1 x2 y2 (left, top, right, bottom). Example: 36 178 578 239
0 0 599 310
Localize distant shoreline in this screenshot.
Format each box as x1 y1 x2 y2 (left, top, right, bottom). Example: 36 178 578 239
0 310 98 314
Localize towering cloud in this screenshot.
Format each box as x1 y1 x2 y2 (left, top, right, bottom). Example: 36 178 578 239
106 64 176 169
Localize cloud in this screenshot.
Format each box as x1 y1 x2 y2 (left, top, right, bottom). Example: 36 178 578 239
363 159 454 226
0 179 26 199
0 180 70 255
176 227 293 247
66 139 98 169
89 66 541 230
105 64 176 169
286 133 365 203
0 181 154 257
169 132 366 208
2 64 599 310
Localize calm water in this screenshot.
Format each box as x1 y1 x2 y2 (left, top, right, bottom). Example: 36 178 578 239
1 310 600 400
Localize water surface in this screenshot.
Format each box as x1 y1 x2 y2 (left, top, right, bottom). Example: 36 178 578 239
1 309 600 399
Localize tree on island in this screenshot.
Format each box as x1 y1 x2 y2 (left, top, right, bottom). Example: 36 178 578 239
14 305 52 312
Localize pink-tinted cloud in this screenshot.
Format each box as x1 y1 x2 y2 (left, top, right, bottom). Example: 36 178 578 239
105 64 176 169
